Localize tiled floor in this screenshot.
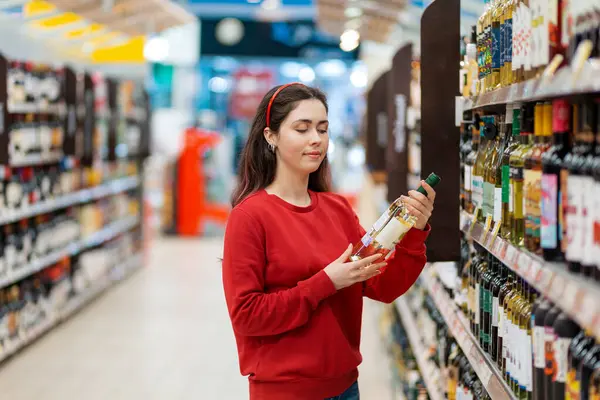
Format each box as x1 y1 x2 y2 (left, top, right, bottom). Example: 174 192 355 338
0 237 394 400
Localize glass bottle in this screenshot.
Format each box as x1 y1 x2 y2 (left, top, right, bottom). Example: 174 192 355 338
477 250 490 349
350 173 441 261
503 105 521 239
543 305 562 400
462 122 474 211
519 284 535 400
492 0 503 88
482 252 496 354
511 105 534 247
484 0 494 91
494 116 509 227
572 330 596 400
474 116 489 216
506 275 524 391
490 255 505 363
541 99 571 262
466 120 481 214
524 103 544 250
552 313 581 400
498 264 513 370
566 102 594 274
589 365 600 400
580 101 597 278
484 117 501 225
533 299 552 400
592 101 600 281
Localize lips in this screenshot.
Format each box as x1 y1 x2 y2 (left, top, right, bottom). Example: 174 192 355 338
305 151 321 156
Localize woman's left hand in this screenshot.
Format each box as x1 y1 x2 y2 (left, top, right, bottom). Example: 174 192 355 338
400 180 436 230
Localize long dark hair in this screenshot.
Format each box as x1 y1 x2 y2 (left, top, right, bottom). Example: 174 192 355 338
231 84 331 207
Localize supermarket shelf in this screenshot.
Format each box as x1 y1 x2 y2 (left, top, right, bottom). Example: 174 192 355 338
460 210 600 341
461 60 600 111
10 151 64 168
394 297 445 400
421 271 517 400
0 175 140 225
0 253 143 364
0 215 139 289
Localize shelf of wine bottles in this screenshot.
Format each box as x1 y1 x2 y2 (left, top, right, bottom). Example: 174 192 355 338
0 215 139 289
395 297 446 400
461 210 600 342
0 175 139 225
0 251 143 363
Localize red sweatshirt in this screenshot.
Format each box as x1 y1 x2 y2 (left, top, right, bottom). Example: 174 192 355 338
222 189 430 399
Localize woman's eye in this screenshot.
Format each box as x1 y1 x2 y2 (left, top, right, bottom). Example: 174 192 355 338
318 130 328 134
296 129 308 133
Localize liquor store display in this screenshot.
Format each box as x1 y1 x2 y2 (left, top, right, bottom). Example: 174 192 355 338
0 53 149 364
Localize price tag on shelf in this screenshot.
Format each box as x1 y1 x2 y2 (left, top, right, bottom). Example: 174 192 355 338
539 269 554 292
516 252 532 274
505 245 518 267
579 291 599 330
469 347 492 385
468 208 481 236
530 260 543 283
549 274 566 302
562 281 583 314
488 221 502 246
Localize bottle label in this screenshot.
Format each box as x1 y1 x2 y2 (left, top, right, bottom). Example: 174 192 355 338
502 164 511 203
492 296 499 327
506 18 513 65
500 19 506 69
566 175 583 262
561 169 569 252
509 181 515 212
511 166 525 219
498 305 504 336
483 181 493 218
524 169 535 237
512 6 519 71
494 187 502 223
595 181 600 269
361 232 373 247
373 211 390 232
464 165 472 191
534 326 545 368
544 327 556 380
547 0 558 63
541 173 558 249
582 177 595 265
530 170 542 239
473 176 484 208
492 24 501 69
475 283 480 325
485 25 492 76
525 333 533 391
374 216 412 250
554 337 570 383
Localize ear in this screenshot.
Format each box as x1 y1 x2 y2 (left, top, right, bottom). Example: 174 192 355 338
263 127 277 147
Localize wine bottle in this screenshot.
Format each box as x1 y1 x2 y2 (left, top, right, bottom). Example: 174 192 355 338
544 305 562 400
533 299 552 400
502 105 521 239
350 173 440 261
552 312 580 400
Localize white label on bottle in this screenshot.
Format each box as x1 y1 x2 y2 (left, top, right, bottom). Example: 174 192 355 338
554 337 570 383
375 216 412 250
372 211 390 232
509 181 515 212
465 165 472 191
498 305 504 338
534 326 545 368
503 310 509 361
475 283 480 325
513 5 520 71
492 297 499 327
361 232 373 247
494 187 502 223
566 175 583 262
522 332 533 392
524 4 532 72
473 175 484 208
582 177 595 265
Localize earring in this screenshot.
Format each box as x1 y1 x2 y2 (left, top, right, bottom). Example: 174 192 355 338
269 143 276 153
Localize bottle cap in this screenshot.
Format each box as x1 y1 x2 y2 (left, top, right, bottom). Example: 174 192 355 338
417 173 441 196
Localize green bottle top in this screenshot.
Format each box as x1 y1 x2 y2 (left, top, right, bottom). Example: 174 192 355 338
417 173 441 197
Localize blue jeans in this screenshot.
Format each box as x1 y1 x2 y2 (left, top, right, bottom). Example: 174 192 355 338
325 381 359 400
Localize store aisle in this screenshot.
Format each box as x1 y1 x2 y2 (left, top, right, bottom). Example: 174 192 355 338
0 237 394 400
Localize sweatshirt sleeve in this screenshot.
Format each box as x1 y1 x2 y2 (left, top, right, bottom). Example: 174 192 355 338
343 200 429 304
222 208 337 337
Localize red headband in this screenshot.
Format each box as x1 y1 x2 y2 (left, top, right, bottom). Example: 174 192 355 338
266 82 303 128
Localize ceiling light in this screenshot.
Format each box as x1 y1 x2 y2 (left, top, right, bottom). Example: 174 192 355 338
344 7 363 19
340 39 359 52
341 29 360 43
298 66 315 83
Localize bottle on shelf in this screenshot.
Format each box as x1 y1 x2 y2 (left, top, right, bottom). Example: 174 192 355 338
490 255 505 363
569 330 596 400
541 99 572 262
502 105 521 239
542 305 562 400
504 272 521 389
580 101 598 278
494 116 509 228
510 104 534 247
565 101 595 274
524 103 543 251
466 118 481 214
483 116 500 225
589 361 600 400
481 251 495 354
498 263 514 370
593 100 600 282
461 122 474 211
551 312 580 400
520 282 534 400
491 0 503 89
526 102 553 254
474 116 490 220
532 299 552 400
350 173 441 262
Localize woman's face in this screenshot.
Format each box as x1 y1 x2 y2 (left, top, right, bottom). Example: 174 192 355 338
266 99 329 176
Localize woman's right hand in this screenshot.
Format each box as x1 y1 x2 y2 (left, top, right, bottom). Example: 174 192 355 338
323 244 387 290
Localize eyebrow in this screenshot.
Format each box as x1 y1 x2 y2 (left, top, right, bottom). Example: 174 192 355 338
293 119 329 124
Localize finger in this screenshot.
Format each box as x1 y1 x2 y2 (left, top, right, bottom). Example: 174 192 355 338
402 196 432 217
420 181 436 201
348 253 383 269
408 190 431 206
405 203 428 221
336 244 353 262
356 264 386 280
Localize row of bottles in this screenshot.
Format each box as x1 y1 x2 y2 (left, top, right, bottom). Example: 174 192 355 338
468 0 600 95
0 230 141 355
460 241 600 399
460 98 600 278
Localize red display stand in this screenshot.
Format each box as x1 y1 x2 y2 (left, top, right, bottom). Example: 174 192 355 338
175 127 230 236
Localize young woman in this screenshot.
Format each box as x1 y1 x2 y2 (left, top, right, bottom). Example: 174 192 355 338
222 83 436 400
